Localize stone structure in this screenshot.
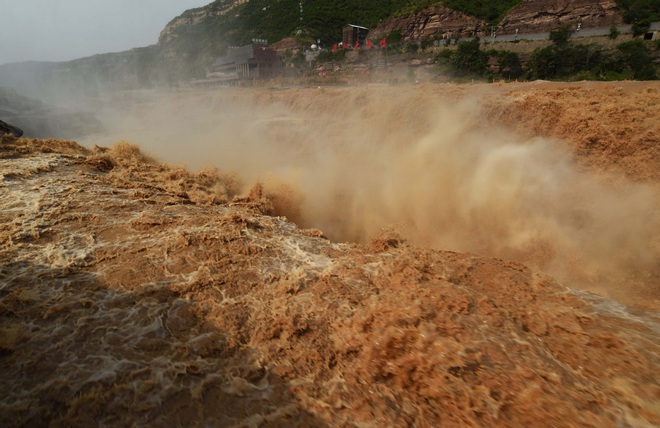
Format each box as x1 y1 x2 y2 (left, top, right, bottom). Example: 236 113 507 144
207 43 283 83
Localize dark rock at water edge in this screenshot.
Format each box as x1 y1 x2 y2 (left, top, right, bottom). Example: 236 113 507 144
0 119 23 138
0 87 102 139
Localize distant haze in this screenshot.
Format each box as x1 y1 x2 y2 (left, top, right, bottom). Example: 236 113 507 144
0 0 211 65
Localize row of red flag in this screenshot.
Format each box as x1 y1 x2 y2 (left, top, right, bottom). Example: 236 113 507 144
332 37 387 52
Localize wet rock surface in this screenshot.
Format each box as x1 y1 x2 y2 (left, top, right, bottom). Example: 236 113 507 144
0 119 23 138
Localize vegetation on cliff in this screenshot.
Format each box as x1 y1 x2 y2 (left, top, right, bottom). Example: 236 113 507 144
442 0 521 22
437 39 524 81
157 0 652 82
435 27 657 82
392 0 522 21
160 0 525 59
616 0 660 35
1 0 657 94
528 28 657 81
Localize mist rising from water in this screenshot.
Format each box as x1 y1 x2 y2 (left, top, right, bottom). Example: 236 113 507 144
84 86 659 300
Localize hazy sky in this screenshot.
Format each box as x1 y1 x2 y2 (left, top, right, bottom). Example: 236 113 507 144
0 0 212 65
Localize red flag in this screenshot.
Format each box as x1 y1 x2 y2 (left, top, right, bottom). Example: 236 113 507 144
366 39 374 50
355 41 360 50
380 37 387 48
333 44 338 53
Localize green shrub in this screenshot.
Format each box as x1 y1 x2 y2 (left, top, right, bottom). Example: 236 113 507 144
549 25 571 47
450 39 488 75
496 50 523 78
631 20 651 37
405 42 420 53
616 0 660 27
609 25 620 39
529 43 607 79
617 39 657 80
387 29 403 45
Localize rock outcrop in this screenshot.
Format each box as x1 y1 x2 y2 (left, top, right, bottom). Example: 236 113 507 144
498 0 624 35
0 0 634 99
368 6 487 42
158 0 248 44
369 0 625 41
0 119 23 138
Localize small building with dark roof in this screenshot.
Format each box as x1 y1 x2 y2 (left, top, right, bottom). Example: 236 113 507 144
206 42 283 83
343 24 369 47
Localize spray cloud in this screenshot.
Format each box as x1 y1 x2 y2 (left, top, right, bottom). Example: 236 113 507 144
85 86 659 302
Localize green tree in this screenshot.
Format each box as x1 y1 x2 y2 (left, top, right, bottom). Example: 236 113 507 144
529 42 607 80
496 50 523 79
549 26 571 47
631 20 651 37
387 29 403 45
617 39 657 80
616 0 660 27
609 25 620 40
450 39 488 75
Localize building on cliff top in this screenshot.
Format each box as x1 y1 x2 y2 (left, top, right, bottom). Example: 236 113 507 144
199 42 283 85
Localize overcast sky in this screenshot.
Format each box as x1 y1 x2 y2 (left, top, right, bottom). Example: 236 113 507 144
0 0 212 65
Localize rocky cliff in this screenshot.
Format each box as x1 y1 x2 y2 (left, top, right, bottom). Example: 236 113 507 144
368 6 486 42
498 0 624 35
159 0 628 43
0 0 636 98
158 0 248 45
370 0 625 41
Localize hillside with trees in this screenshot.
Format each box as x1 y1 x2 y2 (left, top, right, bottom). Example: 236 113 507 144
162 1 526 47
156 0 528 79
616 0 660 34
435 25 657 82
0 0 657 96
